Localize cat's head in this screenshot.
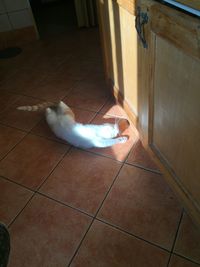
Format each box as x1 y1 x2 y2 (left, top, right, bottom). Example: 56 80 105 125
116 118 130 134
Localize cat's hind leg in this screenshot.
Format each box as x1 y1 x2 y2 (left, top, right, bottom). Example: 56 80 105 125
93 136 128 148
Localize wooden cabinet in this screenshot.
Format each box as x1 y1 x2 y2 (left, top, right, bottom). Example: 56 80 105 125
137 0 200 226
97 0 200 227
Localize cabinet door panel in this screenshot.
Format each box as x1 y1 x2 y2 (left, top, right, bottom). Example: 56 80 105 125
153 36 200 205
147 3 200 225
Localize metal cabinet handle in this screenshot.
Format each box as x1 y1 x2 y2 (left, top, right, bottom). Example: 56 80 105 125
135 6 148 49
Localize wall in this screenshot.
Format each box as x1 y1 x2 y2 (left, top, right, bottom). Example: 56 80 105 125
0 0 38 48
97 0 138 124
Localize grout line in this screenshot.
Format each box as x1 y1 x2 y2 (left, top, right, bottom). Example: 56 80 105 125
96 218 171 254
94 163 124 218
67 218 95 267
37 191 93 219
8 192 36 228
0 122 29 133
1 90 46 103
36 145 72 192
88 112 98 124
66 105 98 114
66 140 181 267
67 153 125 266
170 210 184 252
167 210 184 267
75 146 162 178
97 97 110 113
29 131 69 145
0 114 64 162
125 161 162 175
76 147 124 163
0 175 35 193
1 119 71 228
96 96 111 114
0 128 29 163
8 146 72 228
65 104 106 114
172 252 200 266
6 147 72 227
123 136 137 162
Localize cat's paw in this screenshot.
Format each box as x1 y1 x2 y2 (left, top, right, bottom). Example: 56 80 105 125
118 136 128 143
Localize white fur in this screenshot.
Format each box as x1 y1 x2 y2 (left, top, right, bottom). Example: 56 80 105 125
45 101 128 148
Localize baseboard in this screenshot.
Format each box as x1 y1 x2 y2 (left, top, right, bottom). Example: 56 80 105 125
108 80 138 127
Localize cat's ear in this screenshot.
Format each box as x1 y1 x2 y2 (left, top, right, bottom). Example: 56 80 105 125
59 101 67 109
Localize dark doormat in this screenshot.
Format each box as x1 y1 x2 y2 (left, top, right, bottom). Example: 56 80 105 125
0 223 10 267
0 47 22 59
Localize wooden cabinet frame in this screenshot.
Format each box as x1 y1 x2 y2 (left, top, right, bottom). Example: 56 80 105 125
141 1 200 226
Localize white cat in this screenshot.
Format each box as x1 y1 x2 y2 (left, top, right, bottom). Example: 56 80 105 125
17 101 130 148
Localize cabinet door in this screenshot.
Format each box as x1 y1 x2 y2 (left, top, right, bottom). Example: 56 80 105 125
145 2 200 225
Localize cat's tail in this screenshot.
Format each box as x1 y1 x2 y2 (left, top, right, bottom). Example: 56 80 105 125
17 101 56 111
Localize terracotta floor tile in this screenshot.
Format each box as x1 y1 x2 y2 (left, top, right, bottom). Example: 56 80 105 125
8 194 91 267
70 80 109 97
0 96 43 131
72 107 97 123
0 125 26 160
174 212 200 264
40 149 121 215
0 65 18 85
84 67 105 84
30 118 64 143
20 56 62 79
1 69 46 94
169 255 200 267
0 134 69 190
0 92 21 113
31 106 96 143
127 140 160 172
23 74 75 101
98 164 182 250
88 114 139 162
58 59 99 81
71 220 169 267
0 177 33 226
63 80 110 112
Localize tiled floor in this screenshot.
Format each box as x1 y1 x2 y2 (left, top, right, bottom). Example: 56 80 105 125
0 27 200 267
